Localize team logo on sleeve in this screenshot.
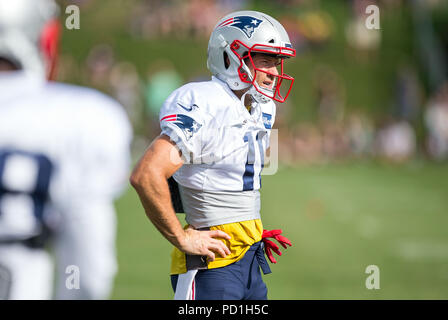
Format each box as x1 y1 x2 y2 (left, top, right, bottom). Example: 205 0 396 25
161 114 202 140
217 16 263 38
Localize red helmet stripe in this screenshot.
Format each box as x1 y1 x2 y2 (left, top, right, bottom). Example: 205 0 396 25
217 17 234 27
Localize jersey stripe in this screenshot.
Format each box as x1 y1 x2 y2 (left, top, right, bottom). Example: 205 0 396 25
161 114 176 121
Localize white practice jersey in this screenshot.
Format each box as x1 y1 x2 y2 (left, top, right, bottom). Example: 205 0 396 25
160 76 276 193
0 71 132 243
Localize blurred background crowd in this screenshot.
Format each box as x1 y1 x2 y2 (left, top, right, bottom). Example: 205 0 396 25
57 0 448 166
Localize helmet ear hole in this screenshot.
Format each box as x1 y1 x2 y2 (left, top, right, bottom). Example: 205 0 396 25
0 57 20 70
223 51 230 69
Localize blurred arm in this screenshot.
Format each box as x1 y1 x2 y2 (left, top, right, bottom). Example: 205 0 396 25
54 200 118 300
53 93 133 300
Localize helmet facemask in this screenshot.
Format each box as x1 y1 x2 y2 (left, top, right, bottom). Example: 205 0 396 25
230 40 295 103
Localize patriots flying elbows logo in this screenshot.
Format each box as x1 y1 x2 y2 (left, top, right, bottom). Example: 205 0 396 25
218 15 263 38
161 114 202 140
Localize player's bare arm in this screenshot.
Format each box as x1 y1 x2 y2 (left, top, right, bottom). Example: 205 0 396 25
130 134 231 261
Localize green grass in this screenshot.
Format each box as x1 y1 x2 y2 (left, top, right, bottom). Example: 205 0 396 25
111 161 448 299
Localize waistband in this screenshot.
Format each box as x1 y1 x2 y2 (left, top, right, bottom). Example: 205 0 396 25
178 185 261 228
185 241 271 275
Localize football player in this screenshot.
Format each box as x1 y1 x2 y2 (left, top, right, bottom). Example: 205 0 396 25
0 0 132 299
131 10 294 300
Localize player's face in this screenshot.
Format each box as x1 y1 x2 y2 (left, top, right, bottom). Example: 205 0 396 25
248 53 281 91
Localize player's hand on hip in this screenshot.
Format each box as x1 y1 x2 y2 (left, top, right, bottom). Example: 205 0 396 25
180 226 231 261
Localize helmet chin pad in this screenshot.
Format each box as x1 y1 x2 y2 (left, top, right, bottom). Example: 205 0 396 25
248 86 272 104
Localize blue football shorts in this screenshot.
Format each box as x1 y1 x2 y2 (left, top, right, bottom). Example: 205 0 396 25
171 241 271 300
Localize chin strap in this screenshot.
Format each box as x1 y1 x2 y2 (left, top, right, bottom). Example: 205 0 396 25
240 90 251 106
262 229 292 264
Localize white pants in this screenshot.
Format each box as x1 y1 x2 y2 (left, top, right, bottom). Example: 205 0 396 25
0 244 53 300
0 202 117 300
52 202 118 300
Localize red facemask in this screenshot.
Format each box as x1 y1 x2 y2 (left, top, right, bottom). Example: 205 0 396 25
230 40 296 103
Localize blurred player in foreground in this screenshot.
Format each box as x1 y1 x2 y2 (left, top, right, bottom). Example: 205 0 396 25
0 0 132 299
131 10 294 300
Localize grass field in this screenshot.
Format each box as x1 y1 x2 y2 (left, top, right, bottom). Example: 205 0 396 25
111 161 448 300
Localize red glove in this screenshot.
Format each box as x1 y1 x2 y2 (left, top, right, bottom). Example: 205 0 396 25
262 229 292 263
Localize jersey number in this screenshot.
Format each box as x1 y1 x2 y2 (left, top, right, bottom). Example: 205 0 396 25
243 131 266 191
0 149 53 236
